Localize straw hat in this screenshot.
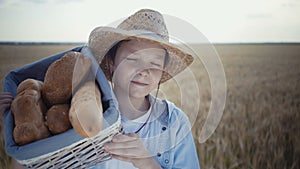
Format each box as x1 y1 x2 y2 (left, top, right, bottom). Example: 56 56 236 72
88 9 194 83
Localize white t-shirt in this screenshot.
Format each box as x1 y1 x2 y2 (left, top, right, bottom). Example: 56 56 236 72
95 97 161 169
104 108 152 169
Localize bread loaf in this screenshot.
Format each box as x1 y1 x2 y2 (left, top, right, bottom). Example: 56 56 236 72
43 52 92 106
16 78 43 95
46 104 71 134
11 79 50 145
69 81 103 138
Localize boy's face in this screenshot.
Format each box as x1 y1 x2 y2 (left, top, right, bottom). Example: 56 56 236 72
110 39 166 99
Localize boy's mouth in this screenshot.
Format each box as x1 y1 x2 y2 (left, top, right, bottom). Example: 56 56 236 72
131 80 148 86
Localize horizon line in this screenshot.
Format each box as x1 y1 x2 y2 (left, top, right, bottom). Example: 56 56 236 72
0 41 300 45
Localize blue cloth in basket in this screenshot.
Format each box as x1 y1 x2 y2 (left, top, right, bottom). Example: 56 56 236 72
3 46 119 161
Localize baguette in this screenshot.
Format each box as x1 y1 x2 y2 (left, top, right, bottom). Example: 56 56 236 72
69 81 103 138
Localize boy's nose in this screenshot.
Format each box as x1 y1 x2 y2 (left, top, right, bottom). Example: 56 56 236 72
136 60 151 75
137 68 150 76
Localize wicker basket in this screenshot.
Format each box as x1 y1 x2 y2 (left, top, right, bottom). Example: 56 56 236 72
3 46 121 168
18 119 121 168
19 119 121 168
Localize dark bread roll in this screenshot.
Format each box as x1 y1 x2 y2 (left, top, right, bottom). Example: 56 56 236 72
11 79 50 146
46 104 71 134
42 52 92 106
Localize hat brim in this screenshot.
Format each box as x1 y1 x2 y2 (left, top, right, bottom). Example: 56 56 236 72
88 26 194 83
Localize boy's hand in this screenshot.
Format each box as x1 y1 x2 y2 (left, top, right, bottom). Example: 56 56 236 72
104 133 162 169
0 92 13 118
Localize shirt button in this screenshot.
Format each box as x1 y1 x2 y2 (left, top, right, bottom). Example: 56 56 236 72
165 159 169 164
162 127 166 131
157 153 161 157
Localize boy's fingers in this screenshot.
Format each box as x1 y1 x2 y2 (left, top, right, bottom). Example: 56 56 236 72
108 147 152 159
105 139 137 150
106 147 135 157
0 92 13 96
127 133 139 138
0 98 13 104
0 103 11 115
112 133 139 143
111 154 132 162
0 94 14 100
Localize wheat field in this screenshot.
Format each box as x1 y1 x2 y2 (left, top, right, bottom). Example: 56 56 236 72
0 43 299 169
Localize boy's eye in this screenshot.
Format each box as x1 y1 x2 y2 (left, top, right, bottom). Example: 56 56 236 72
126 58 137 61
151 62 163 68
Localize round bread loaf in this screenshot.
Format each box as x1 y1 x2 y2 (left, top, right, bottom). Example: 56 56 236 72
69 81 103 138
42 52 92 106
46 104 72 134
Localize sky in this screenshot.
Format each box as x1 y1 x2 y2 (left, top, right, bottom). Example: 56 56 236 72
0 0 299 43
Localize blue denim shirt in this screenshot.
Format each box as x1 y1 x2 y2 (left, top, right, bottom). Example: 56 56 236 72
93 95 200 169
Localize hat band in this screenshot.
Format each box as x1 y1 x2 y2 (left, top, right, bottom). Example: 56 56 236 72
127 30 168 42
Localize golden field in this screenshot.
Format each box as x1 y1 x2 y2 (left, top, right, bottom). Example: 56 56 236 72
0 43 299 169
